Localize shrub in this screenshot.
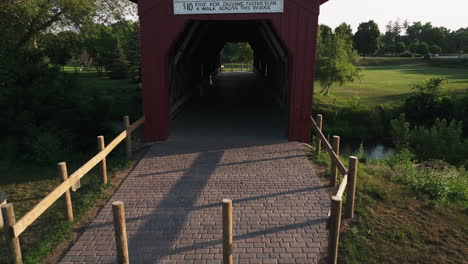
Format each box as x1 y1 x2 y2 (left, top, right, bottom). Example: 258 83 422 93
390 115 468 166
399 51 412 57
382 150 468 205
0 48 113 162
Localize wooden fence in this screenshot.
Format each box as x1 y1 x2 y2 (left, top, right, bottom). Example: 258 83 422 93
310 114 359 264
1 115 145 264
221 63 254 72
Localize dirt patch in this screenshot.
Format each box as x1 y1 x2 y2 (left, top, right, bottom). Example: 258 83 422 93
44 145 150 264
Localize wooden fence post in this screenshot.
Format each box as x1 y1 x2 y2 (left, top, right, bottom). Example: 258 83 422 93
328 196 342 264
0 192 6 229
1 203 22 264
112 201 129 264
58 162 74 223
97 136 108 184
123 116 132 160
330 136 340 187
315 114 323 157
222 199 233 264
345 156 359 219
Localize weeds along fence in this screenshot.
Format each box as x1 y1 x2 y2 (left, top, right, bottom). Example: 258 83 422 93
309 114 359 264
1 115 145 264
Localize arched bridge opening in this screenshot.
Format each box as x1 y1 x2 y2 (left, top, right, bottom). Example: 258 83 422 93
167 20 289 140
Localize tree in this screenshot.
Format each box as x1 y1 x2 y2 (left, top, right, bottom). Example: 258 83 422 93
429 44 442 55
353 20 381 58
0 0 135 51
127 23 141 82
417 42 429 55
222 42 253 63
335 23 353 41
396 42 406 53
316 26 361 95
409 42 419 54
39 31 78 69
108 39 128 79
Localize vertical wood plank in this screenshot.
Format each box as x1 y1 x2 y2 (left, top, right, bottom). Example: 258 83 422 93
315 114 323 157
112 201 129 264
345 156 359 219
328 196 342 264
97 136 108 184
1 203 22 264
58 162 73 223
330 136 340 187
123 116 132 159
222 199 233 264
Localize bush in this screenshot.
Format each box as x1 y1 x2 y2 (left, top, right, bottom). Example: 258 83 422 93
0 48 114 163
399 51 413 57
381 150 468 205
390 115 468 166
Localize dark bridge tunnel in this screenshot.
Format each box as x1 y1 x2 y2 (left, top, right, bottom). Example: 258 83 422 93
167 20 290 139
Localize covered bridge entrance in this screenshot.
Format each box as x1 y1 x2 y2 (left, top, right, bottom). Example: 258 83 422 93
135 0 328 142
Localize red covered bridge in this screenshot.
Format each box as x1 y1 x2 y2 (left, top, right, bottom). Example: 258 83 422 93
132 0 329 143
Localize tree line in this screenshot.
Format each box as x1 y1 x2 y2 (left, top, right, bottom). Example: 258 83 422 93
336 19 468 57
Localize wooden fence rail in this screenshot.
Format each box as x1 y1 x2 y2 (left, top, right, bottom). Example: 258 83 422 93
310 114 359 264
1 116 145 264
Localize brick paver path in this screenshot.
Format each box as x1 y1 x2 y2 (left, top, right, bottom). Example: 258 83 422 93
60 73 330 263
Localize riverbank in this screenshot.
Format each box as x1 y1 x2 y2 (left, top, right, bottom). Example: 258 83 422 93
311 150 467 264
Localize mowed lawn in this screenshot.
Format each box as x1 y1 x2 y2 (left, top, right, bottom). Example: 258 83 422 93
315 61 468 106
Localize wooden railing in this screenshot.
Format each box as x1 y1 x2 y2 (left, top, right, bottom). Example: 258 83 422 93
221 63 254 72
310 114 359 264
1 115 145 264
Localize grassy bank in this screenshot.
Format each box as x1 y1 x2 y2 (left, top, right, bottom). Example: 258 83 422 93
312 151 467 264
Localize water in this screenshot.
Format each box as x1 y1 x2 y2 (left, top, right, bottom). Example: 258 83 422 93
341 142 395 160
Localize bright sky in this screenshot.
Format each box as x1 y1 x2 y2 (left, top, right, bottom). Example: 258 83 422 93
319 0 468 33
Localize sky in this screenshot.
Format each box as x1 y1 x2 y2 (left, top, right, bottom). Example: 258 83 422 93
319 0 468 33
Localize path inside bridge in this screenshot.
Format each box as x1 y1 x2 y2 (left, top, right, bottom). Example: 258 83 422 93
61 72 330 264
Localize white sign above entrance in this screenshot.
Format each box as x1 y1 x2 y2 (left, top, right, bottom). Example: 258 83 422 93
174 0 284 15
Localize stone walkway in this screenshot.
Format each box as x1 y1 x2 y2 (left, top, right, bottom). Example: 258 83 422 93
60 73 330 263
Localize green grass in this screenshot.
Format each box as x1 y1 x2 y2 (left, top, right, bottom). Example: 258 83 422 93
63 66 142 120
314 61 468 106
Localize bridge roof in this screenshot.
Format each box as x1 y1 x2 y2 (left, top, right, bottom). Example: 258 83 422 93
128 0 330 4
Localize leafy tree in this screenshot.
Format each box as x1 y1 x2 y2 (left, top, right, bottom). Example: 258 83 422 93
429 44 442 55
39 31 78 69
335 23 353 41
222 42 253 63
316 26 361 95
409 42 419 54
108 39 128 79
396 42 406 53
80 23 118 74
319 24 333 43
353 20 381 58
0 0 134 51
417 42 429 55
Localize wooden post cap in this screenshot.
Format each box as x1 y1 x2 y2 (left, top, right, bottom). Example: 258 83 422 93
331 196 342 202
112 201 124 206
